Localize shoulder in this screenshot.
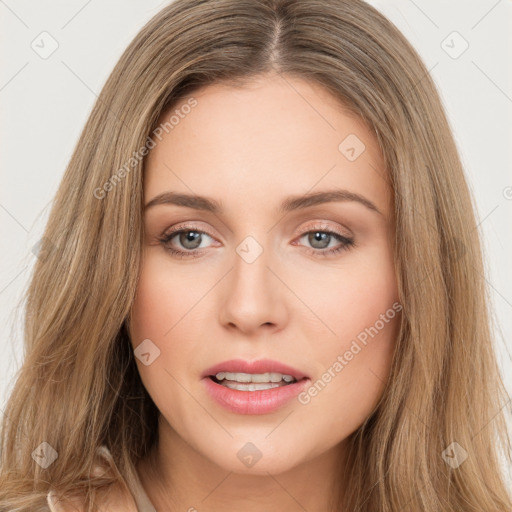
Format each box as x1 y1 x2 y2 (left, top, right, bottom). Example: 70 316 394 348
46 445 139 512
47 481 138 512
97 479 139 512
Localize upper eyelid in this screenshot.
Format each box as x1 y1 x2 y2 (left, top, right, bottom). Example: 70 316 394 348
163 222 215 239
162 222 348 237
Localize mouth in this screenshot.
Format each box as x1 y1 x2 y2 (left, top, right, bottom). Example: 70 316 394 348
201 357 308 384
201 358 310 414
208 371 303 391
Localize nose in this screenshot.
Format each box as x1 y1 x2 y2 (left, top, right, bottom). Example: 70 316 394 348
218 238 289 336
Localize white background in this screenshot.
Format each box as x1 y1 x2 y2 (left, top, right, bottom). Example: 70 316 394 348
1 0 511 485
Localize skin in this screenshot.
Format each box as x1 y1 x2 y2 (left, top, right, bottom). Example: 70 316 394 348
128 72 400 512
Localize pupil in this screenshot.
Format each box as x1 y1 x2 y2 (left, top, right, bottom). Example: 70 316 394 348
309 231 329 249
181 231 201 249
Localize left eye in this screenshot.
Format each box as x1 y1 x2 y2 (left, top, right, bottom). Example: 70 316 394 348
298 231 345 250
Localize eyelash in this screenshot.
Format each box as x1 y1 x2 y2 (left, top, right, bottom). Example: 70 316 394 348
157 222 356 259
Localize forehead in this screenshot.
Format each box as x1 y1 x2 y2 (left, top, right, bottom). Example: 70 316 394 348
144 74 392 219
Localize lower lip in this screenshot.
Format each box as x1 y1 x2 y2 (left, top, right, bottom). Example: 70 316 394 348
202 376 310 415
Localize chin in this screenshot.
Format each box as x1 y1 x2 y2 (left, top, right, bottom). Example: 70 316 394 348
199 437 307 476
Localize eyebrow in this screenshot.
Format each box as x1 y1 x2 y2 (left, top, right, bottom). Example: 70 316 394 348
144 189 383 216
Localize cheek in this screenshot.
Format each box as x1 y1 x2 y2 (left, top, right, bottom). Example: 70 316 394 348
297 239 398 346
128 254 196 380
128 255 204 424
129 253 201 344
296 242 399 423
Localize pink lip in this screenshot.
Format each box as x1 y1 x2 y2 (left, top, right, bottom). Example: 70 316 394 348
201 358 310 415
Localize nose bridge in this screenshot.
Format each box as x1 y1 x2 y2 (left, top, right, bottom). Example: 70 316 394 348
231 232 273 301
219 232 287 332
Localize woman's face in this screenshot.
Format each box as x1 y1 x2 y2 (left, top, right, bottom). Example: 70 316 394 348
128 73 400 476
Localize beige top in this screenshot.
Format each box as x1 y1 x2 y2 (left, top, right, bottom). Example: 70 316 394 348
46 446 156 512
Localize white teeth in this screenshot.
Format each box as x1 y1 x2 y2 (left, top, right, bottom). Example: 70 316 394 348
221 381 282 391
215 372 297 383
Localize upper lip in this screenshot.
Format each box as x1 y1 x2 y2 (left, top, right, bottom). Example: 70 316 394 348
202 358 309 380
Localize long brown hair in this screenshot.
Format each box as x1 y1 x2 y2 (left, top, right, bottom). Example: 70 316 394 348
1 0 510 510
